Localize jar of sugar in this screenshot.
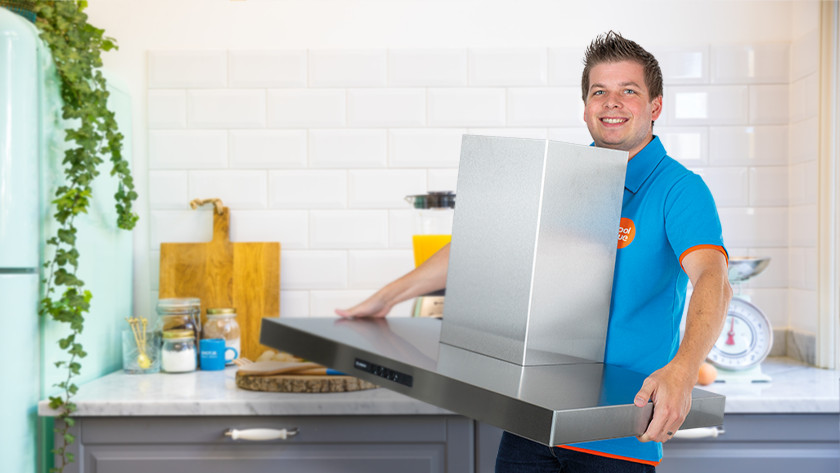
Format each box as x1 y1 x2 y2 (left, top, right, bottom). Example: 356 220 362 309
203 308 241 365
161 329 197 373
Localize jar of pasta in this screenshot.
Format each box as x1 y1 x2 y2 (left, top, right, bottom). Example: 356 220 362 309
202 308 241 365
155 297 201 342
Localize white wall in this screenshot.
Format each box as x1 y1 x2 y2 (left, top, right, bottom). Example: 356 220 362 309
787 1 820 337
84 0 819 339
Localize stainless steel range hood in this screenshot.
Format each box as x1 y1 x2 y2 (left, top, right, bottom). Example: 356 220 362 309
260 135 725 446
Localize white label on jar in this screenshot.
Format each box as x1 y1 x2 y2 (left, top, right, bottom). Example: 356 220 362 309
226 339 241 365
162 348 197 372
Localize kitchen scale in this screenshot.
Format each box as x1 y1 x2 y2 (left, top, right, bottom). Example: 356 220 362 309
707 256 773 383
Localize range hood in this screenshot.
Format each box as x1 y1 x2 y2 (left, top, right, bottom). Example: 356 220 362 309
261 135 725 446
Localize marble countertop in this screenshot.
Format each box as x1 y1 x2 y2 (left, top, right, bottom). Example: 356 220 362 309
702 357 839 413
38 357 838 418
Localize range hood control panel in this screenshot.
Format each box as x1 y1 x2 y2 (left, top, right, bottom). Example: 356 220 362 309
354 358 413 387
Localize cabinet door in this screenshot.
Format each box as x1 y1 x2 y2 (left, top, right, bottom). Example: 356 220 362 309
63 415 473 473
85 443 445 473
476 422 504 473
659 414 840 473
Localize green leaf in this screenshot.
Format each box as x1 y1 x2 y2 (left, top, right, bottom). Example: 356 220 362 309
49 396 64 409
58 335 74 349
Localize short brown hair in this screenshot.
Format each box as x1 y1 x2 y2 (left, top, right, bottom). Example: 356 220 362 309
581 31 663 103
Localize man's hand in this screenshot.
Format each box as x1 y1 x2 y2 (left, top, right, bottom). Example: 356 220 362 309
634 361 696 443
335 243 451 319
335 294 391 318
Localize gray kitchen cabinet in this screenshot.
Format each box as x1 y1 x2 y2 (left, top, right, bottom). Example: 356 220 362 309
477 414 840 473
57 415 474 473
659 414 840 473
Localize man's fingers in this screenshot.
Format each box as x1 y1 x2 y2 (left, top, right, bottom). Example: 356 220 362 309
634 378 655 407
639 406 667 442
640 401 688 443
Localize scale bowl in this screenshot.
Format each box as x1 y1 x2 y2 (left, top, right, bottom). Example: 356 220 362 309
728 257 771 283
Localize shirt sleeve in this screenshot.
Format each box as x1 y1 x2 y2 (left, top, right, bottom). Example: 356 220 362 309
663 172 728 266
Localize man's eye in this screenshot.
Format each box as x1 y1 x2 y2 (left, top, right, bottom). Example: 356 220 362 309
624 89 636 94
593 90 604 96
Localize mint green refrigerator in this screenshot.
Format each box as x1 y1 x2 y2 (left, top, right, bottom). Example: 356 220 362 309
0 8 133 473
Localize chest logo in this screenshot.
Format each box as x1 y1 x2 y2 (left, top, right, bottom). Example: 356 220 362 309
617 217 636 249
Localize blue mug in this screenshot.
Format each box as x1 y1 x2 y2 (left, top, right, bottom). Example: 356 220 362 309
199 338 238 371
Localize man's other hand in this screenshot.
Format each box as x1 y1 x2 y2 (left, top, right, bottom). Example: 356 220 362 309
634 362 695 443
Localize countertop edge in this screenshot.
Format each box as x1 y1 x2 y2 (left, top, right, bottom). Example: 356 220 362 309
37 358 840 418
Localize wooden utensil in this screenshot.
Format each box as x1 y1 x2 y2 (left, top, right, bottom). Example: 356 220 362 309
159 199 280 361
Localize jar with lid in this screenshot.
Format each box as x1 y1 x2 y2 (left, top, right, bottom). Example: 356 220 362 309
404 191 455 267
202 308 241 365
161 329 197 373
156 298 201 342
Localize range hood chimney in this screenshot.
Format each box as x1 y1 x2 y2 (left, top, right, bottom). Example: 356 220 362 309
441 135 626 366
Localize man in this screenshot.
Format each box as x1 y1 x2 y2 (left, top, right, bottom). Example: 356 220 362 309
337 31 731 472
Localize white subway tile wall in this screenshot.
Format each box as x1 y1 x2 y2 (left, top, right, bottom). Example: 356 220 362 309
147 44 813 329
148 90 187 129
188 170 268 208
469 48 548 86
787 21 820 334
309 50 388 87
229 130 308 169
309 129 388 168
269 170 347 209
228 50 307 88
186 90 266 129
388 49 468 87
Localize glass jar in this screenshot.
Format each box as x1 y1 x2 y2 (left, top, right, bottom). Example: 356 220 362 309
202 308 241 365
156 298 201 342
405 191 455 267
161 329 197 373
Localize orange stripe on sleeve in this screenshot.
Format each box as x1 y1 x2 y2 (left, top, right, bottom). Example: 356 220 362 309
679 244 729 270
557 445 661 466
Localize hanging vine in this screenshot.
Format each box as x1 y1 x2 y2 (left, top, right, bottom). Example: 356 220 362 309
30 1 138 471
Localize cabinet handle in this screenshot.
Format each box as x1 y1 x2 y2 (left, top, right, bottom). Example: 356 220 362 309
672 426 725 439
225 427 299 441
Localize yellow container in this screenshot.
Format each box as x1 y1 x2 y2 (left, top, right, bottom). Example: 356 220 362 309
412 234 452 267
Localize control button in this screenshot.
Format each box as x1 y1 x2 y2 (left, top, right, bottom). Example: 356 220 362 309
353 358 413 387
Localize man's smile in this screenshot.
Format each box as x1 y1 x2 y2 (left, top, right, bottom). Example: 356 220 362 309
600 117 628 125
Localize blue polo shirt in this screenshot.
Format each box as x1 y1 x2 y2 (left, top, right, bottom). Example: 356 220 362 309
561 136 727 465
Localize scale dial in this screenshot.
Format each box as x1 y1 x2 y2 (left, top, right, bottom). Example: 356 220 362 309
707 297 772 371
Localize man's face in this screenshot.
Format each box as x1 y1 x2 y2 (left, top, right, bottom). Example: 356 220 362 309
583 60 662 159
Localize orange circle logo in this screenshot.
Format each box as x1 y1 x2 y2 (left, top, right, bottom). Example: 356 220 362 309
617 217 635 249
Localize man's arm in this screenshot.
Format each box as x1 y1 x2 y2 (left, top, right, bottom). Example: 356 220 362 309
635 248 731 443
335 243 451 318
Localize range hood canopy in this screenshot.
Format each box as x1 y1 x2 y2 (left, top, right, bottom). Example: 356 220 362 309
261 135 725 446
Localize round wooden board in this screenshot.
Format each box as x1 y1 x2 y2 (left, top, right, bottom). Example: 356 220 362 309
236 372 378 393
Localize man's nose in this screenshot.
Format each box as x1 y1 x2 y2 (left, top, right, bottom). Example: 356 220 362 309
604 92 622 108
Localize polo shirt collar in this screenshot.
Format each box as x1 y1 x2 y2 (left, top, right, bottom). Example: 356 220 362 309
623 135 667 194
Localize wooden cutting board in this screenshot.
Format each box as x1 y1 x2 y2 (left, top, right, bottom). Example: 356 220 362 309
159 204 280 361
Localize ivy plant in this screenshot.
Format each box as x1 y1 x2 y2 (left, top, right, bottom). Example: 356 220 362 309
29 1 138 472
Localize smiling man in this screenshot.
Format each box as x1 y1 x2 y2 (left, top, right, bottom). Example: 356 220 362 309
338 31 732 472
495 30 732 472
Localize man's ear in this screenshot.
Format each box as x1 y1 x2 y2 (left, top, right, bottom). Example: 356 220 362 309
651 95 663 121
